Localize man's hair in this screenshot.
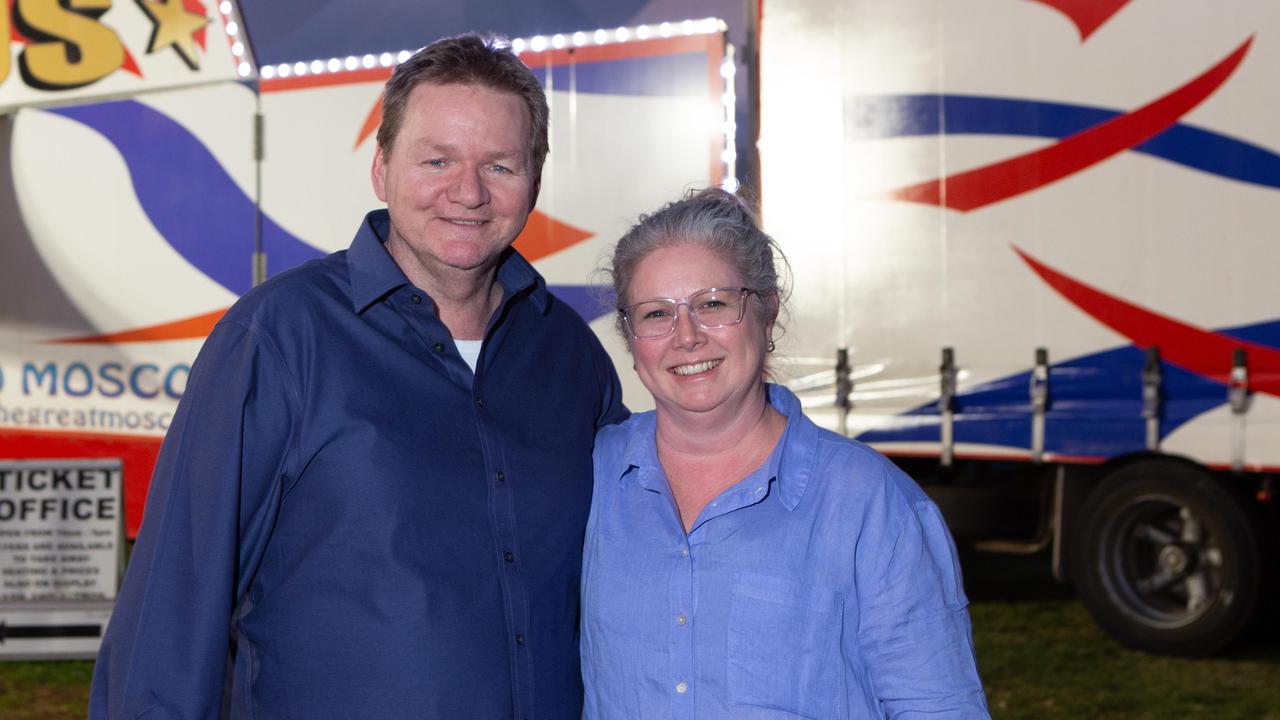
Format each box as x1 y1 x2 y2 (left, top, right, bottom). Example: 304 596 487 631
376 33 550 177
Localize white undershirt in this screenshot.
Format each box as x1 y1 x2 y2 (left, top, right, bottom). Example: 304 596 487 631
453 339 482 373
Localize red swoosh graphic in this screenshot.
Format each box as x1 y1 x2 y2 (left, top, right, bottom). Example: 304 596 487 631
1024 0 1131 41
881 37 1252 212
1013 246 1280 397
48 308 226 344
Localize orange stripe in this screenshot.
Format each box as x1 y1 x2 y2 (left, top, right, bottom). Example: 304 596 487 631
46 307 227 344
355 94 383 150
261 66 394 93
512 210 594 262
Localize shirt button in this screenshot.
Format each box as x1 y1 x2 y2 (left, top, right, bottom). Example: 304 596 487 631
515 634 526 645
433 342 445 353
676 681 688 694
681 546 689 557
496 470 505 483
476 397 485 408
410 294 422 304
504 551 515 563
676 614 687 626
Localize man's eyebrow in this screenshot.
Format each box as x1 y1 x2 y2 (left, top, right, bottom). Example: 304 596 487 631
407 140 458 155
486 150 528 163
406 141 527 163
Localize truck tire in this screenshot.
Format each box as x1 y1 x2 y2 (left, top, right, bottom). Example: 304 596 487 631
1070 459 1260 656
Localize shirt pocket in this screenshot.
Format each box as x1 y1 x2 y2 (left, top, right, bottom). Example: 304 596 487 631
727 571 844 719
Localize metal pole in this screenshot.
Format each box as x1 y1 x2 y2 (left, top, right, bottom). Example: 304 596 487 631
1142 347 1162 451
835 347 852 437
252 91 266 287
1030 347 1049 464
1229 348 1249 472
939 347 957 467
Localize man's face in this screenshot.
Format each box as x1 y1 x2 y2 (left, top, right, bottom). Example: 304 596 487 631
372 82 537 280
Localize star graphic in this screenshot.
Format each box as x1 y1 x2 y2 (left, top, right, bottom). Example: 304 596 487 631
136 0 209 70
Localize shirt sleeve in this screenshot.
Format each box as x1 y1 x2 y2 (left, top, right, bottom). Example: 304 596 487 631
589 333 629 429
850 464 990 719
89 318 300 720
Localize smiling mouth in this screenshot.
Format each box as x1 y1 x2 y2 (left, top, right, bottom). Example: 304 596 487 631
670 359 722 376
445 219 488 226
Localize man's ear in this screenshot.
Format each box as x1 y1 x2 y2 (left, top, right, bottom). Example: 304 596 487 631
528 173 542 213
371 146 389 202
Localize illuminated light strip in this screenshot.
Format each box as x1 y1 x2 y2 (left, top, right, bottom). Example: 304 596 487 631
216 0 256 78
719 44 738 192
259 18 737 192
259 17 724 81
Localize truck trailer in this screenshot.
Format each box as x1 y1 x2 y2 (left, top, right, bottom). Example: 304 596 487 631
759 0 1280 656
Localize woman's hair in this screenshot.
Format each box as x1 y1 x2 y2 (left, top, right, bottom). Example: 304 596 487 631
376 33 550 178
606 187 790 343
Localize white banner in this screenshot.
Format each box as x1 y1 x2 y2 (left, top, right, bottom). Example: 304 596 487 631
0 459 122 659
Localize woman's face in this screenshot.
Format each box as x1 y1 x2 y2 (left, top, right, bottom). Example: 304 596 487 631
625 242 773 421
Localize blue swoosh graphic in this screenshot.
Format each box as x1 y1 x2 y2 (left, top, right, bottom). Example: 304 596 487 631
46 100 611 323
49 100 325 296
857 319 1280 457
849 94 1280 190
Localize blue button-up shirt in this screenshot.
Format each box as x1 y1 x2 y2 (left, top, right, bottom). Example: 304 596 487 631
92 210 627 719
581 385 988 719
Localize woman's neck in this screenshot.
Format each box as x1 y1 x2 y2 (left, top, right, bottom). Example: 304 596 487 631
655 384 786 531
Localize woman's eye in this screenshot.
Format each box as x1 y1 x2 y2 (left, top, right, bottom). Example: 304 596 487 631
642 309 672 320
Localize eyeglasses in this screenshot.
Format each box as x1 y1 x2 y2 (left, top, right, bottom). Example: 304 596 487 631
619 287 756 339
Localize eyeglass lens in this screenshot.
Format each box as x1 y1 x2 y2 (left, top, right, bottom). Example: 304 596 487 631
628 288 747 338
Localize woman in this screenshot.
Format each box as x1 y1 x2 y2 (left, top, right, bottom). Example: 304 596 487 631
581 188 989 718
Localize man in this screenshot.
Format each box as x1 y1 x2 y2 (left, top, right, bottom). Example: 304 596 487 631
91 34 626 719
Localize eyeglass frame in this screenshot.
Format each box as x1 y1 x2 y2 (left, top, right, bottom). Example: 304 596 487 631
617 287 758 340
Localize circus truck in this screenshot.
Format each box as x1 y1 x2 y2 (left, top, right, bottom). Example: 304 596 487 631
757 0 1280 656
0 3 731 658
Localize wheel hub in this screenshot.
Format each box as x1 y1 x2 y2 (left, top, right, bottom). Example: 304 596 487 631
1157 543 1192 577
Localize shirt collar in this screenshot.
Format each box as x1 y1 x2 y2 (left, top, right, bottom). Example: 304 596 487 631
765 383 817 511
613 383 818 510
347 209 549 315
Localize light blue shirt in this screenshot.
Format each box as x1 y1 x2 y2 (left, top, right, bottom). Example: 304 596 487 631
581 384 989 719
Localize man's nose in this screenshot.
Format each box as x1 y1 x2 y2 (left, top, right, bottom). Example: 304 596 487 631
448 166 489 207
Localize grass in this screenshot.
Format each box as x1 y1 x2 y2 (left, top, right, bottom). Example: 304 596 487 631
964 548 1280 720
972 599 1280 719
0 660 92 720
2 552 1276 719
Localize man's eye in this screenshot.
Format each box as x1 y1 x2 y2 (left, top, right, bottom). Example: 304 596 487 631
425 159 447 167
490 163 512 174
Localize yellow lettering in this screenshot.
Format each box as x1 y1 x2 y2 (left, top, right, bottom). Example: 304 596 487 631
16 0 124 90
0 3 10 84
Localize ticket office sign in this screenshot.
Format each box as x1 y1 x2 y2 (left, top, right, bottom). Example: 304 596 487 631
0 459 122 659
